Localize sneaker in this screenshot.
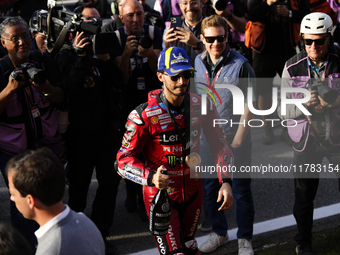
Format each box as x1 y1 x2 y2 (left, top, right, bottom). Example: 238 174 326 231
296 243 313 255
261 127 274 145
201 214 212 232
238 239 254 255
199 233 228 253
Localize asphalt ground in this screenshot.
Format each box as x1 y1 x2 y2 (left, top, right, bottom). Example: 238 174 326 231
1 124 340 255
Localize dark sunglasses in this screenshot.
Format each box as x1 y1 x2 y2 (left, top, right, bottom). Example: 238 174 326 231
304 37 328 46
164 71 192 81
204 34 227 43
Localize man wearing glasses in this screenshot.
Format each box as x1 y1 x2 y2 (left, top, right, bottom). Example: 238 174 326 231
163 0 205 67
195 15 256 254
116 46 234 255
0 16 64 251
278 13 340 255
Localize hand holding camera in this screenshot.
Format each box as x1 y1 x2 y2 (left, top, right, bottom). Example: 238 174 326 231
124 35 139 57
304 90 319 108
9 70 26 91
73 31 91 57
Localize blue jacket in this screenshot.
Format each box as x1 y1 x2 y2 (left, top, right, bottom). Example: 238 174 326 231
195 44 248 140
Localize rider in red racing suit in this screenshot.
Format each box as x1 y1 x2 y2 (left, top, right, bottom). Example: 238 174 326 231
116 47 233 255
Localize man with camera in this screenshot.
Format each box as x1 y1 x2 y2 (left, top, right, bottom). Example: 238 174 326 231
248 0 309 144
55 8 123 254
278 13 340 255
0 16 64 251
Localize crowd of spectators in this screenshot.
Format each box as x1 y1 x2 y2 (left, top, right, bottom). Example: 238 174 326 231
0 0 340 255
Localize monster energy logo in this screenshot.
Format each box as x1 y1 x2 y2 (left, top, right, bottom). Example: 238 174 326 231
166 155 177 168
165 155 184 168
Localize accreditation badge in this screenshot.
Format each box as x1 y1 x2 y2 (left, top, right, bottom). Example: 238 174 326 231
185 152 201 169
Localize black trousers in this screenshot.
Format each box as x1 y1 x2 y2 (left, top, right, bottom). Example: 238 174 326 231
66 129 121 238
293 137 340 244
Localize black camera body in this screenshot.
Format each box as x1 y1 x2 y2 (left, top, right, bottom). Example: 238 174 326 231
274 0 289 5
35 7 116 55
13 63 46 87
307 82 339 105
136 34 153 49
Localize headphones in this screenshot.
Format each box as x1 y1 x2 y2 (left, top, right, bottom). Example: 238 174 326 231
111 0 119 15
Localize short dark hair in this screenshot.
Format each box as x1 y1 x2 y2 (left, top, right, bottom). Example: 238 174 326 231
0 16 29 38
6 148 65 207
74 3 97 14
0 223 33 255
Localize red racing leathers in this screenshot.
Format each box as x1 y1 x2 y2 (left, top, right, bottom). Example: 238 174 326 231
116 90 233 255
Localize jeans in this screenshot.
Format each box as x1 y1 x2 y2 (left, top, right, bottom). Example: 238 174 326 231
201 132 254 239
0 151 38 251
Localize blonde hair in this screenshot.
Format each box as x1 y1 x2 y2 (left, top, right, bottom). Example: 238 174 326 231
201 15 228 36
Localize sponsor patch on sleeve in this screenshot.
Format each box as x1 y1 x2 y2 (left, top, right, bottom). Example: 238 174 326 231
128 110 143 125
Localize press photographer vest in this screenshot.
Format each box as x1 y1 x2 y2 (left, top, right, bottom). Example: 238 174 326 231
0 51 61 155
285 46 340 150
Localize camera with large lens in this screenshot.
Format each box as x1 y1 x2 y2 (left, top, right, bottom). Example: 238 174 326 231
34 3 116 55
13 63 46 87
307 81 339 105
274 0 288 5
137 34 153 49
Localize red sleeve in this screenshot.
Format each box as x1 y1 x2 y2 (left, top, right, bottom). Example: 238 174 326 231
116 109 156 186
202 100 234 183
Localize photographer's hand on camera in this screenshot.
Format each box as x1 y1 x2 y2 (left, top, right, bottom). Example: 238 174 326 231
304 90 319 108
164 25 178 48
276 5 289 17
8 70 25 91
73 32 90 57
123 35 139 57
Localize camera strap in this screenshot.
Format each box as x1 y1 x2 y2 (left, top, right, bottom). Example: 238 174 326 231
46 7 70 55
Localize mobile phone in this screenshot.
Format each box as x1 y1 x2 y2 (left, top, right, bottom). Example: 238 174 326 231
170 16 182 30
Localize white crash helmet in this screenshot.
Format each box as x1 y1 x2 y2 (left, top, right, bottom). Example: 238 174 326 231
300 12 333 35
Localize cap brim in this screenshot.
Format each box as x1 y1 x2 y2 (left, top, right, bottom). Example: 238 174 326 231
161 66 196 76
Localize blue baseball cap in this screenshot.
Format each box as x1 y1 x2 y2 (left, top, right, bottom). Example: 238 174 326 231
157 47 196 76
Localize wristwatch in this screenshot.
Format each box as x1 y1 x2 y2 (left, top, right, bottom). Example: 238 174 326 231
193 41 203 50
289 10 292 18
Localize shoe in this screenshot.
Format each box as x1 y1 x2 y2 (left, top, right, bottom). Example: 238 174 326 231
261 127 274 145
296 243 313 255
201 214 212 232
238 239 254 255
104 240 118 255
199 233 229 253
